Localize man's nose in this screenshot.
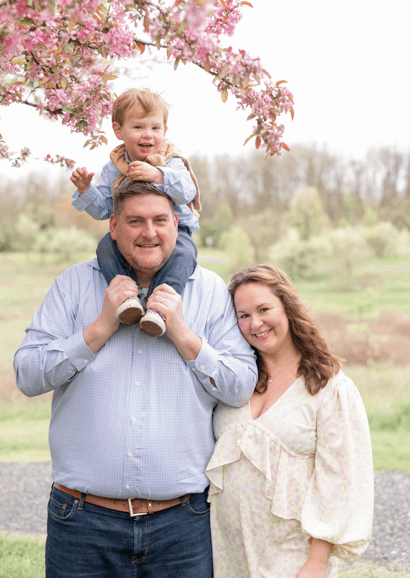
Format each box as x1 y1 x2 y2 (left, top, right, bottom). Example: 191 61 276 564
141 221 156 238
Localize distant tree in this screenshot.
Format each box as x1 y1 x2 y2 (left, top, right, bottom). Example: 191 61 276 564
287 186 328 240
222 225 255 273
237 208 286 261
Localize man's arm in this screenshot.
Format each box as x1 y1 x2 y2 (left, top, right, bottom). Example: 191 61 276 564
14 267 138 397
147 281 257 407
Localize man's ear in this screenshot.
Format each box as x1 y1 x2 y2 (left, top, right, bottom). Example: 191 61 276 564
112 122 123 141
109 213 118 240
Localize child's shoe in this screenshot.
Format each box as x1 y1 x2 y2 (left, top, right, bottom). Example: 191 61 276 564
139 310 166 337
116 297 144 325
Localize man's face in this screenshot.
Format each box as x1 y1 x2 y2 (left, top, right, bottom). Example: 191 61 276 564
110 194 178 285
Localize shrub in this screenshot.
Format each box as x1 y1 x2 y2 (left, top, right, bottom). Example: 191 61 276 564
34 227 96 262
364 221 403 258
269 228 327 280
222 226 255 273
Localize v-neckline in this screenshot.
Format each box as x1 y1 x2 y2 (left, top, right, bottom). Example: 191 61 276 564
248 377 300 422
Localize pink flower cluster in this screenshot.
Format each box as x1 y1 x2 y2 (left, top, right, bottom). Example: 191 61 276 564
0 0 293 167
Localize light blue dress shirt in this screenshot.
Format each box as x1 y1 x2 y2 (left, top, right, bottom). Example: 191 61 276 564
14 261 257 500
72 156 200 233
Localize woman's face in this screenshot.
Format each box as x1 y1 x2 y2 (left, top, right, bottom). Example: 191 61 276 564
234 282 293 358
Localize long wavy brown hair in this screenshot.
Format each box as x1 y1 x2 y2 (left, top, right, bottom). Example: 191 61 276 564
228 264 343 396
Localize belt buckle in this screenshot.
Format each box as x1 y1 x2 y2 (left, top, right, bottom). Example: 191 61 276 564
128 498 148 517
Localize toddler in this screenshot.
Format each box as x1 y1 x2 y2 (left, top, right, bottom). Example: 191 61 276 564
71 88 201 337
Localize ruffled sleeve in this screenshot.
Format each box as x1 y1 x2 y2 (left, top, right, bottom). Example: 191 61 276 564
301 372 374 561
206 421 315 520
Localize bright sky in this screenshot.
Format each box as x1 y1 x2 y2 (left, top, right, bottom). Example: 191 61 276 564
1 0 409 184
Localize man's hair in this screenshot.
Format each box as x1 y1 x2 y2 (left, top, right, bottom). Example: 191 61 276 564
112 88 169 127
113 178 176 218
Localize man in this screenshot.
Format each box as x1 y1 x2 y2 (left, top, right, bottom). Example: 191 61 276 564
14 179 257 578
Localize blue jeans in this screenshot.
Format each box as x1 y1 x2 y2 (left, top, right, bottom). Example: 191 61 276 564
46 485 212 577
97 226 197 299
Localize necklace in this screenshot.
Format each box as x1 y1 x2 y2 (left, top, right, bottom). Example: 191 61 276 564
268 353 299 383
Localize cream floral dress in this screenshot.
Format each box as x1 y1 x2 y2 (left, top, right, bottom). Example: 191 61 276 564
206 370 374 578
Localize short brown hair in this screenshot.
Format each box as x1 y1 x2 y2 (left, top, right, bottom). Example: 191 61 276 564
112 88 169 126
113 178 176 217
228 264 342 395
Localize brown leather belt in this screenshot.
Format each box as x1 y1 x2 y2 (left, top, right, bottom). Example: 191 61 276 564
54 483 191 517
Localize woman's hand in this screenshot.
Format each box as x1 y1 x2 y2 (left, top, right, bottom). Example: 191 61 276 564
296 560 327 578
296 538 332 578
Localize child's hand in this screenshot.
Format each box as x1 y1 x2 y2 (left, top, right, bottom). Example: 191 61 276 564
127 161 164 185
70 167 95 194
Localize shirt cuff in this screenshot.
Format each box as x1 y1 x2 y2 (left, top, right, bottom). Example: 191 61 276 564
63 329 96 372
185 340 219 393
72 185 98 210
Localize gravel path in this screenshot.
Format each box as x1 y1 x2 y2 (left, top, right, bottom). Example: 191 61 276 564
1 463 409 571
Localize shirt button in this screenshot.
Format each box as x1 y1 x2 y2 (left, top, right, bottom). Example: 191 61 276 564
125 485 130 490
191 368 196 372
212 387 216 391
200 365 205 370
84 359 88 363
138 349 142 354
135 382 139 386
131 418 136 423
128 452 132 457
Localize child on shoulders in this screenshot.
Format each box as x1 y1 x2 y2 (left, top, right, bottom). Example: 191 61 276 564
71 88 201 337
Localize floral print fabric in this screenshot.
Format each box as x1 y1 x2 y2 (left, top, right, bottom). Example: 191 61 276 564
206 371 374 578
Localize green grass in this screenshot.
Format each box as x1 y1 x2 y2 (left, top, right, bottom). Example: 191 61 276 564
0 534 46 578
339 559 410 577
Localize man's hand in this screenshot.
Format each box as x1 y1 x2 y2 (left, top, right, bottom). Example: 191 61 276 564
83 275 139 353
127 161 164 185
147 284 202 360
70 167 96 194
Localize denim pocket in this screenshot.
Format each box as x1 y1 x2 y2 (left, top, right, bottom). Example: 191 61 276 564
185 493 210 516
48 488 79 522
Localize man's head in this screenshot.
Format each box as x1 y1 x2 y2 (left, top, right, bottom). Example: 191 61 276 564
111 88 169 162
110 179 178 286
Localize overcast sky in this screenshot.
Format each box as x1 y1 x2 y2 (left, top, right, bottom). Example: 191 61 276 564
1 0 409 184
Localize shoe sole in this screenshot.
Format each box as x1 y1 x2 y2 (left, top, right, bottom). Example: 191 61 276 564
117 308 144 325
140 320 164 337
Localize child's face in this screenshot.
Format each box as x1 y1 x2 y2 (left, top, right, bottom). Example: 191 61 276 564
113 107 167 162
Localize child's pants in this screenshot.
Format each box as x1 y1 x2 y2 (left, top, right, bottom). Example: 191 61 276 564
96 226 197 299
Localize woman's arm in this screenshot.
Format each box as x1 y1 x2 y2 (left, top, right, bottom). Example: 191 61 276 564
296 538 333 578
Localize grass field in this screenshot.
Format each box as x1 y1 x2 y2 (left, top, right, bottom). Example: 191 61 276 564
1 533 409 578
1 250 410 576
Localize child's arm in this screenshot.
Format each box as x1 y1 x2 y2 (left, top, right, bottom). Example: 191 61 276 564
127 157 196 206
71 162 118 221
70 167 96 195
127 162 164 185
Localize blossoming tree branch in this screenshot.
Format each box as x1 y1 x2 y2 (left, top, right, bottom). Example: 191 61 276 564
0 0 294 168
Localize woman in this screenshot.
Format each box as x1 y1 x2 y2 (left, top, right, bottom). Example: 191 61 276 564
206 265 373 578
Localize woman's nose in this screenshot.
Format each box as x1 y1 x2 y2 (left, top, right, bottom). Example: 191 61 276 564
250 315 263 331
